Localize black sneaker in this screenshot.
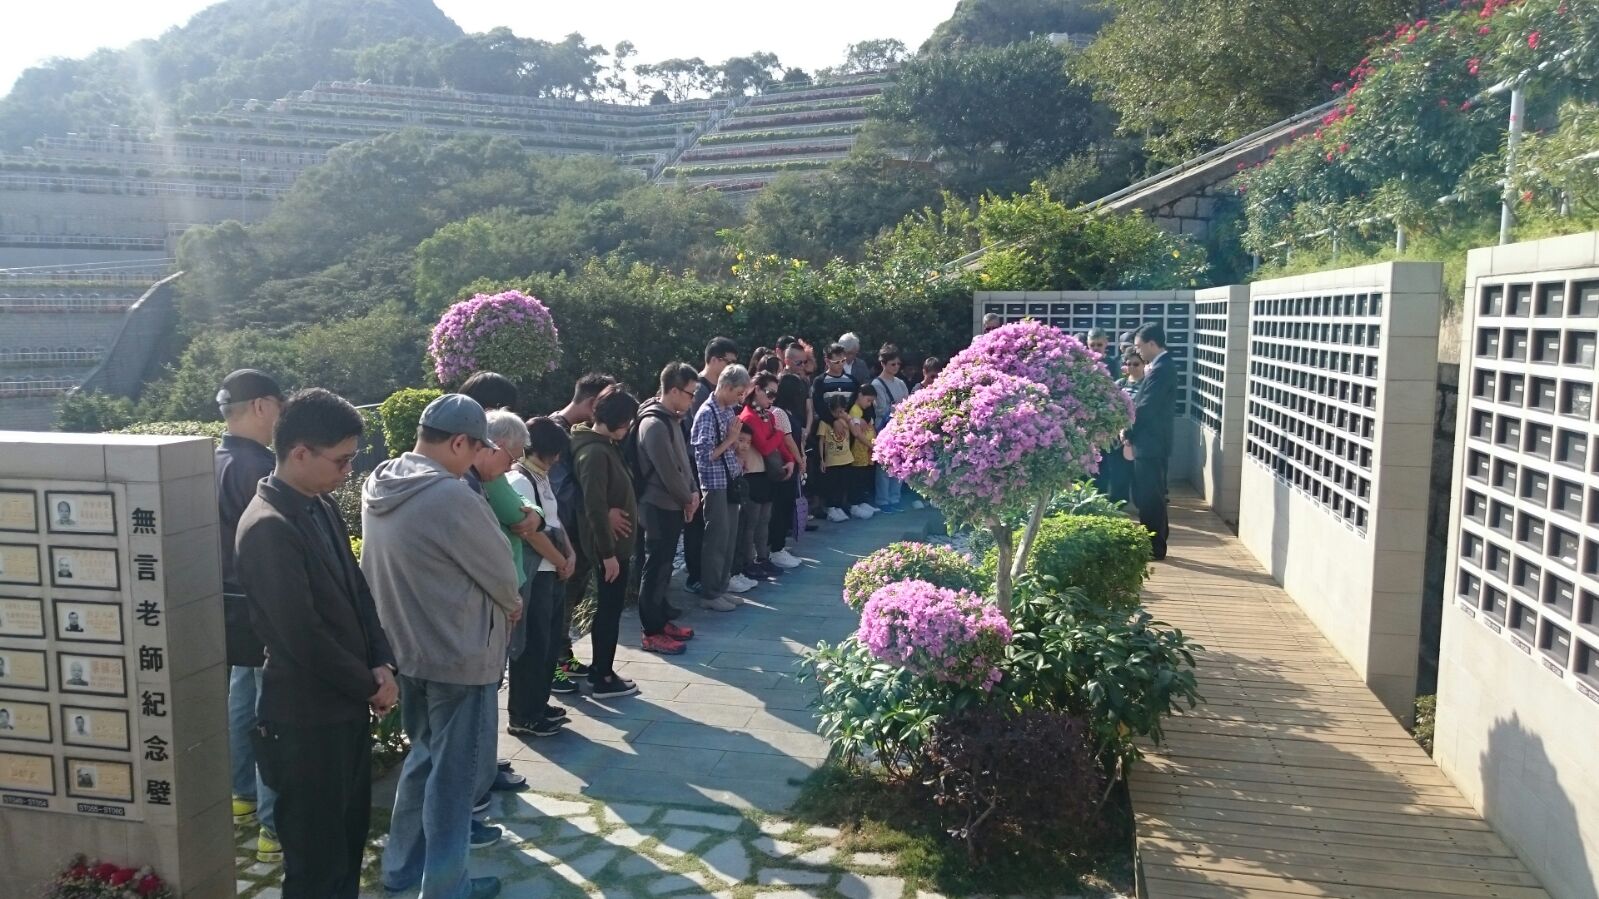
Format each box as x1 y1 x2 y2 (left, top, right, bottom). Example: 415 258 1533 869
472 793 491 813
550 670 577 694
468 876 502 899
469 821 502 849
562 658 592 678
590 676 639 699
545 704 570 723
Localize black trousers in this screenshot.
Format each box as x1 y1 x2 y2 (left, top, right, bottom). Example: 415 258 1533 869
588 557 629 680
682 505 705 586
255 717 371 899
769 470 796 552
639 504 684 636
508 570 561 725
1132 455 1170 559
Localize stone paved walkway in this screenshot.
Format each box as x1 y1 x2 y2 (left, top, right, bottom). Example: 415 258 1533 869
234 509 943 899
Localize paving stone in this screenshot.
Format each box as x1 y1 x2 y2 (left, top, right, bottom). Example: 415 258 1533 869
543 836 596 859
549 862 589 887
699 837 752 884
472 854 528 881
660 808 744 832
751 835 802 857
500 818 546 844
245 863 278 877
605 826 650 848
508 793 592 819
851 852 896 868
757 819 796 836
568 847 619 880
757 867 832 886
547 817 601 840
235 882 252 895
652 827 711 858
604 802 660 826
645 872 710 895
918 892 948 899
616 853 669 878
838 874 906 899
804 825 842 840
795 846 839 865
254 889 281 899
760 891 827 899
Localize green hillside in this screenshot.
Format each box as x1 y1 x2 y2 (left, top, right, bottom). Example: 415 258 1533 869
0 0 463 149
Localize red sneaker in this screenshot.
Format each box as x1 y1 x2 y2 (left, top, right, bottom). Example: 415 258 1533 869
664 622 695 641
641 633 686 655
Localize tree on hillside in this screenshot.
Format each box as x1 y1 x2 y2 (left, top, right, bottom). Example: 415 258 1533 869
636 58 714 102
876 39 1099 194
782 67 812 84
530 33 608 99
355 36 444 86
603 41 641 101
742 149 942 262
922 0 1109 52
835 39 909 75
717 53 784 96
1079 0 1415 161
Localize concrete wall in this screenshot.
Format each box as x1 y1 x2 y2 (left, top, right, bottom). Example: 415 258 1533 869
1437 232 1599 899
1188 285 1250 527
79 275 181 399
1237 262 1443 718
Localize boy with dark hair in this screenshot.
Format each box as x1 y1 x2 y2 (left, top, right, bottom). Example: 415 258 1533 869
571 386 642 697
236 388 395 899
459 372 519 414
847 384 879 519
548 373 617 692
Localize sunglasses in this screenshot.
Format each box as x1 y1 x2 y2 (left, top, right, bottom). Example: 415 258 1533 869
763 389 778 398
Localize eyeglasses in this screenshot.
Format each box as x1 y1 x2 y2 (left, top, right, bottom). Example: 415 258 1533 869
312 448 357 470
763 389 778 398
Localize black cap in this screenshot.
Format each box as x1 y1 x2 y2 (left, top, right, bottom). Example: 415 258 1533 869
216 369 283 406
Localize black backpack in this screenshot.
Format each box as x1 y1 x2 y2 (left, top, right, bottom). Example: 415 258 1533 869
621 404 674 496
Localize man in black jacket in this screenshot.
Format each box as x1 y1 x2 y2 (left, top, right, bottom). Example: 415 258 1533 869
1126 323 1176 560
213 368 284 856
236 388 397 899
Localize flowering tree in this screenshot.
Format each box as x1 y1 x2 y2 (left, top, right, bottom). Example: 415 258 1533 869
428 289 561 387
858 580 1013 692
842 541 986 611
875 321 1131 612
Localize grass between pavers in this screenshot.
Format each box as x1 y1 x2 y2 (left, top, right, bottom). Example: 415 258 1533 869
787 762 1135 898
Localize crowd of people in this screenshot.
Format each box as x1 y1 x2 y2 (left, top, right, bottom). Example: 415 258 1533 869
216 330 957 899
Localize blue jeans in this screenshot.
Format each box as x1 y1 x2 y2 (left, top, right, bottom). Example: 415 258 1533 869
228 665 277 833
383 677 495 899
875 466 903 508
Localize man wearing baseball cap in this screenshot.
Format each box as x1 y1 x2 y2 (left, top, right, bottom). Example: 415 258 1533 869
361 394 520 899
214 368 286 861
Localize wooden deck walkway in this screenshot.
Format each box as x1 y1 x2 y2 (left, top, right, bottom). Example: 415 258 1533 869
1132 492 1549 899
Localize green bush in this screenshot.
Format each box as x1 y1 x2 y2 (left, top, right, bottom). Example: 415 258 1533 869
377 388 441 458
112 421 227 442
842 542 987 611
1000 583 1201 769
983 514 1151 615
799 637 950 778
1412 694 1436 755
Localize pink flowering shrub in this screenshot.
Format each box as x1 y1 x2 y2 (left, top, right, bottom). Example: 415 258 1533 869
858 580 1013 691
875 321 1130 526
429 289 561 387
843 542 987 611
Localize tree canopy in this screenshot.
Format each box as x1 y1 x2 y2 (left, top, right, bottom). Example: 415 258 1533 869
922 0 1109 52
1078 0 1416 161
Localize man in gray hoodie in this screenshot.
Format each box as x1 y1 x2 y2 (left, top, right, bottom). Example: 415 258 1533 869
635 363 702 654
362 394 521 899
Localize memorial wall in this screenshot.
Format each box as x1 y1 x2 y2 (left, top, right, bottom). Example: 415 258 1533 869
0 433 231 898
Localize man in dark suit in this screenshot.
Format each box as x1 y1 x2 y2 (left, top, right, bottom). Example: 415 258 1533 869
1125 323 1176 560
236 388 397 899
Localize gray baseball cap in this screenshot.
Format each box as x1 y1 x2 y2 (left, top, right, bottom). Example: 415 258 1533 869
419 394 497 450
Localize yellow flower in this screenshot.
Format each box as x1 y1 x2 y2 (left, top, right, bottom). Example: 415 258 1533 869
1171 250 1181 258
736 252 745 261
725 303 735 313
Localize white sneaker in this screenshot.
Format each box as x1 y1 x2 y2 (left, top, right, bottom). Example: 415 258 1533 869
727 574 757 593
912 500 926 509
863 503 881 513
826 507 849 523
850 504 875 520
769 549 802 569
701 595 737 612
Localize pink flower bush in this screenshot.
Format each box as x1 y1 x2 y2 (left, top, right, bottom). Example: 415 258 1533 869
858 580 1012 691
843 542 986 611
874 321 1131 526
429 290 561 387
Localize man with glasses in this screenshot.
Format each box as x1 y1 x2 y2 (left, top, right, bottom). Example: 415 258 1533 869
235 388 396 898
362 394 522 899
214 368 285 861
684 338 742 595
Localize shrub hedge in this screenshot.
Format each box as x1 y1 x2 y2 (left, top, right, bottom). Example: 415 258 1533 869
377 388 441 458
983 513 1151 614
843 541 987 611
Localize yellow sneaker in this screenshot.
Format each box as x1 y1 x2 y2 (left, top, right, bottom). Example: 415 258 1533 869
255 829 282 864
231 796 257 825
